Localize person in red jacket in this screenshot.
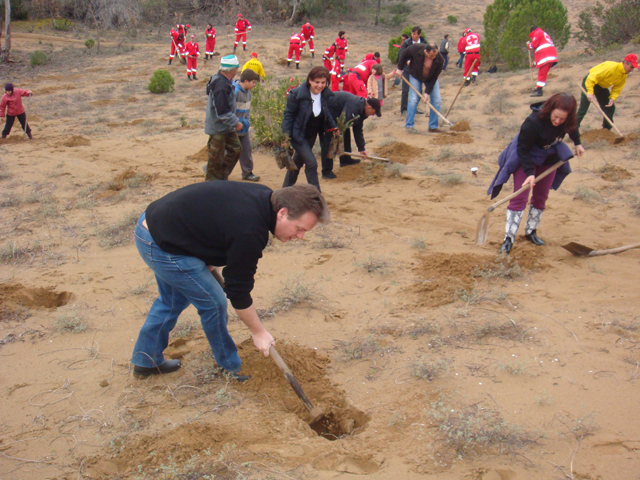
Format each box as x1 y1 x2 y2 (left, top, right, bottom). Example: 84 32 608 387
323 44 336 70
462 28 481 86
205 23 216 60
1 83 33 139
527 26 558 97
234 14 251 52
300 22 315 58
287 32 305 69
169 28 181 65
363 52 381 64
456 30 467 68
184 35 200 80
177 23 190 38
335 31 348 70
330 57 343 91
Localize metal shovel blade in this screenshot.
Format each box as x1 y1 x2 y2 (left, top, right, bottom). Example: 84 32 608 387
561 242 594 256
476 212 490 246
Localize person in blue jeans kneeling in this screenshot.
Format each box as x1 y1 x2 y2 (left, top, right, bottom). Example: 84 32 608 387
131 182 328 380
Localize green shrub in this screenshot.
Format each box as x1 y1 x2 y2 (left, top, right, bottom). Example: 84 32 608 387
483 0 570 69
85 39 95 50
251 76 301 147
576 0 640 50
387 26 427 63
389 3 411 15
447 15 458 24
53 18 72 31
148 69 174 94
30 51 48 66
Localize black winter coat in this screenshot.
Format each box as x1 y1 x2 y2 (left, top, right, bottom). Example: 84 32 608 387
397 44 445 95
327 91 367 152
281 84 337 144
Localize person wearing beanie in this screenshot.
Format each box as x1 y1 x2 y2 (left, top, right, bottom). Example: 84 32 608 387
241 52 266 81
576 54 638 130
184 34 200 80
234 14 251 52
204 55 243 181
1 83 33 139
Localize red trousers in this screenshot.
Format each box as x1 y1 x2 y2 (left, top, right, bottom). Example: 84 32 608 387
170 42 178 58
343 75 367 98
288 45 301 63
331 75 341 91
305 38 315 52
187 57 197 75
536 62 553 87
205 38 215 55
508 164 557 211
234 33 247 47
323 59 332 70
463 52 481 79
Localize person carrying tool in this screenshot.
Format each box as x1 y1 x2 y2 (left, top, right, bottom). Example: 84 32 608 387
527 27 558 97
487 93 585 254
335 31 348 70
205 23 216 60
456 30 466 68
287 31 306 69
168 28 181 64
398 27 427 116
177 23 190 38
576 54 637 131
363 52 381 64
330 56 344 92
241 52 266 81
300 22 315 58
440 34 450 70
130 182 328 379
184 34 200 80
323 43 336 70
234 14 251 52
396 44 444 132
1 83 33 139
462 28 481 86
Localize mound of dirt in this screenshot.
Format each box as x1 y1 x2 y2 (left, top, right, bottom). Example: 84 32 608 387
432 133 473 145
374 142 423 164
600 164 633 181
581 129 639 145
0 283 74 312
0 135 28 144
450 120 470 132
334 163 387 183
103 168 153 192
63 135 91 147
188 145 208 163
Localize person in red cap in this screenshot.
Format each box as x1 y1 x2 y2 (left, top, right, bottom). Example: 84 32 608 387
234 14 251 52
241 52 266 81
287 31 305 69
1 83 33 139
527 26 558 97
462 28 481 86
335 31 348 71
184 34 200 80
205 23 216 60
300 22 315 58
577 54 638 130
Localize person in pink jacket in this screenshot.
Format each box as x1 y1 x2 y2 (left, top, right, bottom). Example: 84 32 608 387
1 84 33 139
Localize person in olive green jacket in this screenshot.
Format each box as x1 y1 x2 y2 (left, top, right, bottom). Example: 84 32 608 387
577 54 637 130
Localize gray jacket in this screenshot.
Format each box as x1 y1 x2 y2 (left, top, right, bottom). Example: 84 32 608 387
205 71 240 136
440 38 450 54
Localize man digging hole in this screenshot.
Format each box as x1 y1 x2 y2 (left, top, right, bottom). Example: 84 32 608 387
130 182 329 380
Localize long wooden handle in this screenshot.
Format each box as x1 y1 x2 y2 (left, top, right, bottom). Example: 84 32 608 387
579 85 624 137
269 346 316 413
589 242 640 256
343 151 390 162
400 75 453 125
445 59 477 117
487 160 566 212
171 38 183 58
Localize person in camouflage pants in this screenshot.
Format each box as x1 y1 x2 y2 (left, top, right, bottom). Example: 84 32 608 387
206 132 242 181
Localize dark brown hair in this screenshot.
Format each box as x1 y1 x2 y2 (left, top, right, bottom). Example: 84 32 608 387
240 69 259 83
306 66 331 87
538 92 578 133
372 63 383 75
271 184 330 223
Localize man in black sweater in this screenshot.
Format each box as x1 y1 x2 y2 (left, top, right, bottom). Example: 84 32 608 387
131 182 328 379
398 26 427 116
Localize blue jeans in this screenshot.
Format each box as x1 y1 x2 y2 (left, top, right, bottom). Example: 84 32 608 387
442 53 449 70
131 212 241 372
406 76 441 130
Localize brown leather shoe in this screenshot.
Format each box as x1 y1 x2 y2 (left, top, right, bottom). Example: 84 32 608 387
428 128 443 133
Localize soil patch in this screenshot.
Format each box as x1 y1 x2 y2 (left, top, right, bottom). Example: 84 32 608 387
432 132 473 145
38 84 77 95
0 135 28 144
90 99 117 107
450 120 470 132
509 239 550 270
101 168 153 194
0 283 74 314
63 135 91 147
374 142 423 164
581 129 638 145
188 145 208 163
600 164 633 181
334 163 387 184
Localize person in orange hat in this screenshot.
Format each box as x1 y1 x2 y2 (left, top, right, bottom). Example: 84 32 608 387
234 14 251 52
577 54 637 130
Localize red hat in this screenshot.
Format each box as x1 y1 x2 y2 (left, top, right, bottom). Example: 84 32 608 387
190 34 195 38
251 52 258 57
238 14 243 17
186 24 190 28
624 53 639 69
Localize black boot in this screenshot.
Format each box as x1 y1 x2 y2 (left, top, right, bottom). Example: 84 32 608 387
499 237 513 254
296 63 300 69
168 59 172 65
192 75 198 80
471 76 476 83
525 230 545 246
530 87 543 97
524 206 545 245
287 61 291 68
499 209 523 254
233 47 236 52
464 79 471 87
311 52 315 58
187 75 192 80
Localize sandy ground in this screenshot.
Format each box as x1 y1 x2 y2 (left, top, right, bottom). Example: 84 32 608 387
1 2 640 479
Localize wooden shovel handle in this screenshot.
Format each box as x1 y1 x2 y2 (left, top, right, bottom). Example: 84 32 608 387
342 151 390 162
445 59 477 118
400 74 453 125
589 242 640 256
269 346 316 413
528 49 535 91
487 159 566 212
579 85 624 138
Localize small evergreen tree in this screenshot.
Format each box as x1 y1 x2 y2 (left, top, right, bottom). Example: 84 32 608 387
387 26 427 63
483 0 570 69
148 69 174 94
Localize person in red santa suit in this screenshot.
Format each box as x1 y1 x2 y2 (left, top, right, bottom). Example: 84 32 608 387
462 28 481 86
205 23 216 60
335 31 348 70
177 23 190 38
169 28 181 65
323 44 336 70
527 26 558 97
300 22 315 58
363 52 381 64
287 32 305 69
234 14 251 52
184 34 200 80
342 58 377 98
330 57 344 91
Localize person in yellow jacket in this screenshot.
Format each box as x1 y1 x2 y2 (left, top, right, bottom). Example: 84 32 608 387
577 54 637 130
241 52 266 82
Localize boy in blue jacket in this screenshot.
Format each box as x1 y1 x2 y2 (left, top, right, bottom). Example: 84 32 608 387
235 69 260 181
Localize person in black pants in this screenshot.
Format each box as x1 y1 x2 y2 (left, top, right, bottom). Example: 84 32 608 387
0 84 33 139
398 26 426 116
281 66 337 191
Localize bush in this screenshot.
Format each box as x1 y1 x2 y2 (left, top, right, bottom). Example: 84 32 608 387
387 26 427 63
53 18 72 31
85 39 95 50
148 69 174 94
576 0 640 50
389 3 411 15
483 0 570 69
447 15 458 24
251 76 301 147
30 51 48 66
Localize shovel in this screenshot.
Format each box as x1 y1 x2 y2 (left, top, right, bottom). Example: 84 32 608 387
562 242 640 257
269 345 325 424
579 85 624 144
476 159 567 246
342 151 391 163
445 58 477 118
528 49 535 92
400 75 453 126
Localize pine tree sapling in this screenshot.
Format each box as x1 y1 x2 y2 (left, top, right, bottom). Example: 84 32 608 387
148 69 175 94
